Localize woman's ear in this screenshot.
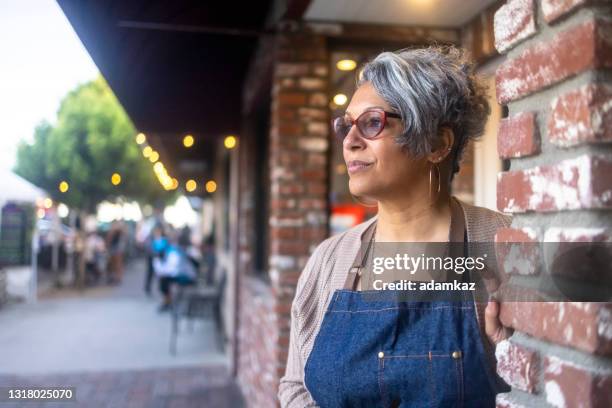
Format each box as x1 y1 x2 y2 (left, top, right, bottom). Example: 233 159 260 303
428 127 454 164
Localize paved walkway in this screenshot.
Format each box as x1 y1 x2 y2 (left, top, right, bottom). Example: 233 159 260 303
0 259 243 407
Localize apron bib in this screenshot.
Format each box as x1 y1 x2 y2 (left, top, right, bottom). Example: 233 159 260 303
304 199 508 407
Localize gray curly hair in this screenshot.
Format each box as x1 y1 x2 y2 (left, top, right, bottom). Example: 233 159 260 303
357 45 490 178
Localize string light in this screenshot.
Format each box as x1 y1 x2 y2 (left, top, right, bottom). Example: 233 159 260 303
183 134 194 148
205 180 217 193
111 173 121 185
224 135 237 149
336 59 357 71
333 94 348 106
59 181 69 193
185 179 197 192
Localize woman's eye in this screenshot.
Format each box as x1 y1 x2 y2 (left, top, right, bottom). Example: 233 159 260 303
366 118 381 128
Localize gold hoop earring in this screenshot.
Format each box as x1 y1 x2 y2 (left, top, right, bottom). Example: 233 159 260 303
351 194 378 208
429 162 441 204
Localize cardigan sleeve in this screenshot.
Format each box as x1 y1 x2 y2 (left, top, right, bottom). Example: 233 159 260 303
278 298 319 407
278 241 328 408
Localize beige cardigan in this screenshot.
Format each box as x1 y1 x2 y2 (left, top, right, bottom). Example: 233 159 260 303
278 198 512 407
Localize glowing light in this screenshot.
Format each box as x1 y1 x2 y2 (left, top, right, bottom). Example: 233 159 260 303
57 203 69 218
224 135 237 149
185 179 197 192
111 173 122 185
333 94 348 106
135 133 146 144
149 151 159 163
170 178 179 190
183 134 194 148
336 59 357 71
43 198 53 209
37 208 45 218
153 162 164 173
59 181 69 193
143 146 152 158
205 180 217 193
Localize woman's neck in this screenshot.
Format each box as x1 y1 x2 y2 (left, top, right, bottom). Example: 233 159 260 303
375 191 452 242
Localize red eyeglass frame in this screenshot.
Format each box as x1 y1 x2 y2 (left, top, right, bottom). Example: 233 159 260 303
333 108 402 140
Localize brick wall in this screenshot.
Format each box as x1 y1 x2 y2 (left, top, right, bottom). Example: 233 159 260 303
493 1 612 407
236 29 330 408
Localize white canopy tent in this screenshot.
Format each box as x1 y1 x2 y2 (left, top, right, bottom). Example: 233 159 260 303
0 169 48 304
0 168 47 204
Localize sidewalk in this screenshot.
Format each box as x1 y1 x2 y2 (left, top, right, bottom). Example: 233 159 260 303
0 259 242 407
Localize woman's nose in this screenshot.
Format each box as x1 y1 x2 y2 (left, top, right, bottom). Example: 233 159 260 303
343 125 366 150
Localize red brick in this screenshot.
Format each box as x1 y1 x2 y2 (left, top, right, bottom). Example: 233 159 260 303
277 107 296 121
273 300 292 314
301 169 327 181
278 122 303 137
544 355 612 408
496 17 612 104
309 92 328 107
299 198 326 210
542 0 594 23
271 241 310 256
495 340 539 393
270 199 296 210
275 63 309 77
494 0 537 53
306 182 327 195
498 111 540 158
306 153 326 167
298 107 327 120
497 154 612 213
298 77 326 90
277 92 307 106
495 227 542 276
499 302 612 354
269 227 299 240
548 83 612 147
278 184 305 195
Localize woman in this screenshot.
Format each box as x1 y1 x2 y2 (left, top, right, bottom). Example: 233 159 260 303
153 231 197 312
279 46 512 407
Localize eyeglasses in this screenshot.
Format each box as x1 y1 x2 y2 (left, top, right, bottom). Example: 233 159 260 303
333 109 401 141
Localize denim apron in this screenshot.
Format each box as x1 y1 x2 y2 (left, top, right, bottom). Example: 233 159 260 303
304 199 508 407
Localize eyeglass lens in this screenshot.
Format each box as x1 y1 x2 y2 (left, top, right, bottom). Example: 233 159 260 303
333 110 385 140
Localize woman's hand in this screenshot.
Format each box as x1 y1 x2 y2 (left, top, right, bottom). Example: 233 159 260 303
484 300 513 345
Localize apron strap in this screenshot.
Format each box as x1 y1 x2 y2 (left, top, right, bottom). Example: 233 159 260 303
343 220 377 290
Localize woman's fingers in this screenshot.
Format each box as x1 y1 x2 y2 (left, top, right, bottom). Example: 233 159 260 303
484 300 513 344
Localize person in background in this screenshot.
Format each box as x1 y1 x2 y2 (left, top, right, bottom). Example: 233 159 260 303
153 231 197 312
106 220 127 285
84 230 106 285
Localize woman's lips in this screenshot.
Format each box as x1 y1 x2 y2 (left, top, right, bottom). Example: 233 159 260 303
347 160 373 174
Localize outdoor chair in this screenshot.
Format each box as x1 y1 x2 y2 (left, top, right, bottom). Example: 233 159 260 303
169 268 227 355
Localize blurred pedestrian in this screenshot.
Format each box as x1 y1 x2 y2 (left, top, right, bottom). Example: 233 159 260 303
84 230 106 285
153 232 197 312
106 220 127 285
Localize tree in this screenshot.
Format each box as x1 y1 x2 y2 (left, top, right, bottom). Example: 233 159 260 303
15 76 175 212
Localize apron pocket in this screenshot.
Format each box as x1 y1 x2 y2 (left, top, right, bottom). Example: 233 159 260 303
378 350 464 407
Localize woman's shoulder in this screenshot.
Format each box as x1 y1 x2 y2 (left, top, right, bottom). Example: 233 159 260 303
315 216 378 258
293 217 377 308
455 198 512 242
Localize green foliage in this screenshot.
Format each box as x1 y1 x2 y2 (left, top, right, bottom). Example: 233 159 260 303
14 76 175 211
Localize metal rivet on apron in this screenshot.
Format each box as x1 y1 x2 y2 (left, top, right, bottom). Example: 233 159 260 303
378 351 385 359
452 351 462 359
